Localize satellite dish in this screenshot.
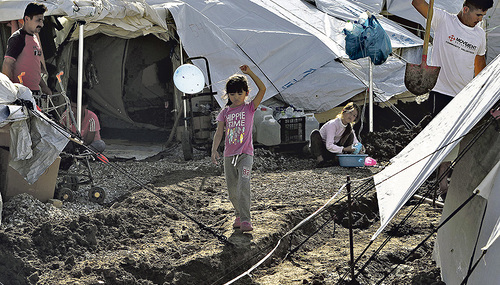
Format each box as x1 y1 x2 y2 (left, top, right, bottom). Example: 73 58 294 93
173 64 205 94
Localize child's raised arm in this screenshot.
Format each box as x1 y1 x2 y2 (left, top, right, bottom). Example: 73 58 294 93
240 65 266 110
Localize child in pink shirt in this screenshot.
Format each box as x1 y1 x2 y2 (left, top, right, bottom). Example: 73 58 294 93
211 65 266 232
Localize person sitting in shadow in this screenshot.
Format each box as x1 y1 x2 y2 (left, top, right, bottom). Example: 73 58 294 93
59 86 105 170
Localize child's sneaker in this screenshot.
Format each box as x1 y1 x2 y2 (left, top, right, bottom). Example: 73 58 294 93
240 221 253 232
233 217 241 228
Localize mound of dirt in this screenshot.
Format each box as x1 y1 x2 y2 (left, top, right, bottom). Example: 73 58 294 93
0 138 444 284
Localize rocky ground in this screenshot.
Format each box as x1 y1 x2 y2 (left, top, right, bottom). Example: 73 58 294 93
0 122 446 285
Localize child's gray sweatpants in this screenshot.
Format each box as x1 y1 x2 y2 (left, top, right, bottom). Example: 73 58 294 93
224 154 253 222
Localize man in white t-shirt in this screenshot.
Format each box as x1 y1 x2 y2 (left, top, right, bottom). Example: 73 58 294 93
412 0 493 199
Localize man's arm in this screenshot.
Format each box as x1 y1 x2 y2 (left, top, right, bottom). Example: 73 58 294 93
412 0 430 18
474 55 486 76
39 78 52 95
2 57 16 82
83 131 96 145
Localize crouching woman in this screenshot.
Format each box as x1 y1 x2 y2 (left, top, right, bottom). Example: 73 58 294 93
309 102 363 167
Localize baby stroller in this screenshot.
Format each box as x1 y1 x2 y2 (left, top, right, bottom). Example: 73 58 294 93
36 72 107 204
56 146 106 205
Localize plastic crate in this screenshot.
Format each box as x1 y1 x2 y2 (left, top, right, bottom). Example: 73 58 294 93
279 117 305 143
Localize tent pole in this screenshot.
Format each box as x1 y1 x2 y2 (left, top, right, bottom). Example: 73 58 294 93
77 21 84 133
369 58 373 132
180 40 188 131
347 175 356 283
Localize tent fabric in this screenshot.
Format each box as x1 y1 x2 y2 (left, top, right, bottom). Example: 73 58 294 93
372 54 500 241
433 122 500 284
166 0 420 111
476 160 500 199
483 216 500 251
0 0 423 114
314 0 423 49
476 161 500 251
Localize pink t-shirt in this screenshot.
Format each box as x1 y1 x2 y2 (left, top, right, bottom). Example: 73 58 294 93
217 102 255 157
319 117 359 153
60 109 101 141
4 29 43 91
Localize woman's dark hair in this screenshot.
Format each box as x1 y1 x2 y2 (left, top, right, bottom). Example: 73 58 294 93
223 74 249 106
24 2 47 19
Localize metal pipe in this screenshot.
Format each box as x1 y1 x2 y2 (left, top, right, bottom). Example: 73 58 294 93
77 22 84 133
347 175 356 282
369 58 373 132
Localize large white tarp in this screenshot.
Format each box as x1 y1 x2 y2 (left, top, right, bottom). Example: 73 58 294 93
165 0 420 110
372 54 500 240
0 0 169 35
476 160 500 251
0 0 422 112
314 0 423 48
433 126 500 284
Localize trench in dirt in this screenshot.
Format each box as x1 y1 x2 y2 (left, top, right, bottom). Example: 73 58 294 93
168 191 380 285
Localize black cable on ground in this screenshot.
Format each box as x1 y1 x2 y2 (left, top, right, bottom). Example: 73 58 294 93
286 211 337 257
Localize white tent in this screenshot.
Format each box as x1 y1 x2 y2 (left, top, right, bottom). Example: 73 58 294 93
164 0 423 111
433 119 500 284
372 53 500 283
373 54 500 240
1 0 423 117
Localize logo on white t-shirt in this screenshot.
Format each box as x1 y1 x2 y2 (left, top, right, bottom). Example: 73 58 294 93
446 34 477 54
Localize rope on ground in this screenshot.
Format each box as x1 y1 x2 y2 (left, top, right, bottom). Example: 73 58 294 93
283 176 377 261
222 183 347 285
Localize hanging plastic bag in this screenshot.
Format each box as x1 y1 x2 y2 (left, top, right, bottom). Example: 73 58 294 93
343 13 392 65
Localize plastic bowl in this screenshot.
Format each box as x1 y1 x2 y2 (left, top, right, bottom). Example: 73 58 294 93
337 154 368 167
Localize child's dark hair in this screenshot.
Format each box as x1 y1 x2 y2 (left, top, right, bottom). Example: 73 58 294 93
464 0 493 11
337 102 361 124
68 80 89 106
223 74 249 106
24 2 47 19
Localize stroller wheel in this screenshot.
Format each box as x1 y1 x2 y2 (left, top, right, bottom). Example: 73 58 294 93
63 176 79 191
56 187 74 202
89 187 106 204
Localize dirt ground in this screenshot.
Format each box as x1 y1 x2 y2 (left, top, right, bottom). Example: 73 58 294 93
0 123 445 285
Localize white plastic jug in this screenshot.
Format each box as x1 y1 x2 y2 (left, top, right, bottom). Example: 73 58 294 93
253 106 274 142
257 115 281 146
304 113 319 141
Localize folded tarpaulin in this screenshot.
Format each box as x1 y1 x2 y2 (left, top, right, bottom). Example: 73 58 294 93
0 73 69 184
9 110 69 184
